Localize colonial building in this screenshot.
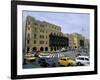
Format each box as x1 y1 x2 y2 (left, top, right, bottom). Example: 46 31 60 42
65 33 89 51
25 16 69 53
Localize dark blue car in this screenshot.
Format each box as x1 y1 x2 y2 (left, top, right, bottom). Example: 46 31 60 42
38 58 56 67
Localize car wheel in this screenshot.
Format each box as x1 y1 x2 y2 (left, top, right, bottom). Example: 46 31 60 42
77 62 83 66
67 63 72 66
52 63 56 67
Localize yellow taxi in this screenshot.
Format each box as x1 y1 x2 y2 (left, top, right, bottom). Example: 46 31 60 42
24 54 36 62
58 57 76 66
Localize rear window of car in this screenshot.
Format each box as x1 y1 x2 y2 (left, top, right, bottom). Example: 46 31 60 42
85 58 89 61
61 59 66 61
77 57 84 60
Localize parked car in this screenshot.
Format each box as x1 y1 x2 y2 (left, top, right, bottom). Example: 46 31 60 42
38 58 56 67
75 56 90 66
24 54 36 63
58 57 76 66
38 54 50 58
55 50 61 53
61 48 68 52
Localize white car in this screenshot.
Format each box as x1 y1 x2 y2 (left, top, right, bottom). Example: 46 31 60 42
75 56 90 66
38 54 50 58
55 50 61 53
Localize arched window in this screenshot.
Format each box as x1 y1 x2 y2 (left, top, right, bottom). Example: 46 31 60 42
51 47 53 51
57 47 59 50
40 47 44 51
27 47 30 52
45 47 48 51
33 47 37 51
54 47 56 51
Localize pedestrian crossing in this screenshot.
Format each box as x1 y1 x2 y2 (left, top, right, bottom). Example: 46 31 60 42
46 53 65 58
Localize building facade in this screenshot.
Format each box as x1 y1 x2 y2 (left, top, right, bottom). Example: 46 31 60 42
25 16 69 53
66 33 89 51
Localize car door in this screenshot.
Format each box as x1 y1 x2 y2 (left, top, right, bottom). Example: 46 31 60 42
61 58 67 65
84 58 89 65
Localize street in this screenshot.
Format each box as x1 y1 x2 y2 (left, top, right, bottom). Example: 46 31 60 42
23 51 89 69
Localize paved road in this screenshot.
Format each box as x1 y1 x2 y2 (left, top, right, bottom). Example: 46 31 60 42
23 51 89 69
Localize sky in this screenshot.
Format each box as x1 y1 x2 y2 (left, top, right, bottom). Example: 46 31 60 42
22 11 90 39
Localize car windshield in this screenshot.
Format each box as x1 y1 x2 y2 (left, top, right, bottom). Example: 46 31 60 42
78 57 84 60
67 58 71 60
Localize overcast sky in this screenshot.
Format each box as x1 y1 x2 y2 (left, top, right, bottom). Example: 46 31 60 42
22 11 90 39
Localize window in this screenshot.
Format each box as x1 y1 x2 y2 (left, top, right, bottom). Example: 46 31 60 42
45 47 48 51
34 40 36 44
51 47 53 51
46 41 47 44
34 28 37 31
27 34 30 38
34 22 37 25
61 59 66 61
40 47 44 51
27 47 30 52
27 40 29 44
46 36 47 39
85 58 89 61
78 58 84 60
40 41 44 44
32 28 37 33
40 29 44 33
34 34 36 39
28 27 30 30
40 35 41 38
40 24 44 27
54 47 56 51
40 35 44 38
33 47 37 51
